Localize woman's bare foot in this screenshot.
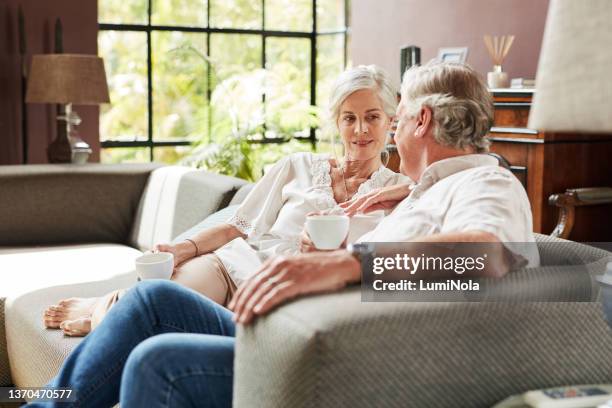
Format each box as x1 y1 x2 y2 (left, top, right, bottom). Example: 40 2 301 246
43 297 99 329
60 317 92 337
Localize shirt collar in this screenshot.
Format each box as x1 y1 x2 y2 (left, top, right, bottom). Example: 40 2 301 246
417 154 499 188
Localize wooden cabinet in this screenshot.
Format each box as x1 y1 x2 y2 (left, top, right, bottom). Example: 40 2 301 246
386 89 612 241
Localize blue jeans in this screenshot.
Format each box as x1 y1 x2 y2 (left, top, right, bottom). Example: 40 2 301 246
27 280 236 408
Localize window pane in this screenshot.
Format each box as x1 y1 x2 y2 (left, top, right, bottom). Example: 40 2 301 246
265 0 311 32
152 32 208 142
153 145 193 164
317 0 345 31
265 37 312 139
99 31 148 142
210 34 263 140
101 147 150 163
209 0 262 29
99 0 148 25
316 34 344 109
152 0 207 27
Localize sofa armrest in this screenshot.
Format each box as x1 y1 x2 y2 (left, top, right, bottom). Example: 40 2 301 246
234 284 612 408
128 167 248 251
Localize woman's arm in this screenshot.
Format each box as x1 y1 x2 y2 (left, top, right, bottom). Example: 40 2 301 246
156 224 246 266
159 156 295 265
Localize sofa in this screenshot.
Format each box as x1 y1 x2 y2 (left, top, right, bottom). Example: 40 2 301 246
1 164 612 407
0 163 249 389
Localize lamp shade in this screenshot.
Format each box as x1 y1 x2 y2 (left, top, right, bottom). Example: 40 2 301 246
528 0 612 132
26 54 110 105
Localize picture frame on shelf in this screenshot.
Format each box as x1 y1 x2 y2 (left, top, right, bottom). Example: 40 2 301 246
437 47 469 63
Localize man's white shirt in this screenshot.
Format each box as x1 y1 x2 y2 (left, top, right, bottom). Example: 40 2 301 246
358 154 540 267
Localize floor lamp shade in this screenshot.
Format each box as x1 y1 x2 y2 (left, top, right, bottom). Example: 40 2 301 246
528 0 612 132
26 54 110 105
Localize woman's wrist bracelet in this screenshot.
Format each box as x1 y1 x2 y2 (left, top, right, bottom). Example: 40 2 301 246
185 239 199 258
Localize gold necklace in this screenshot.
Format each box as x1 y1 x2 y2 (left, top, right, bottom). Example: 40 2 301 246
338 163 350 203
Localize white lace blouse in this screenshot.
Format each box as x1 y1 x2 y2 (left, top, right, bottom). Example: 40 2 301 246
214 152 410 283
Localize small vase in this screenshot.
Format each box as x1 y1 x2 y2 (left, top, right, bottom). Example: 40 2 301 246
487 65 509 89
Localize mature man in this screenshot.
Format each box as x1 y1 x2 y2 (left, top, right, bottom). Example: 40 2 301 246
28 62 537 407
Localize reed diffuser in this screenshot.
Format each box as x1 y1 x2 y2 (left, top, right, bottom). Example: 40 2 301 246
484 35 514 88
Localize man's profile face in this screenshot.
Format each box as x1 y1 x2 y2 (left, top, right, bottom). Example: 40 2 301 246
393 100 418 175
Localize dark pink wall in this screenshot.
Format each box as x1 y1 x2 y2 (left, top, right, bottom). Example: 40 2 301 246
0 0 98 165
350 0 550 88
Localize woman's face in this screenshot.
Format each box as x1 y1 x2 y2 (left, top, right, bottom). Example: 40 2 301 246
337 89 391 162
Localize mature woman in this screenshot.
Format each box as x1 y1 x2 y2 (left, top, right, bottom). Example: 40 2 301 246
42 64 409 336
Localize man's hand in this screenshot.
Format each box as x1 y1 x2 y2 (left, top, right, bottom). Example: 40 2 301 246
339 183 412 216
228 251 360 324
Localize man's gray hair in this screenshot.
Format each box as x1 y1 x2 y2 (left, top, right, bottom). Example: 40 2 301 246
328 65 397 125
400 61 494 152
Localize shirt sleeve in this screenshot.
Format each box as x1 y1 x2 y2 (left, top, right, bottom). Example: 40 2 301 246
441 168 534 243
226 156 293 239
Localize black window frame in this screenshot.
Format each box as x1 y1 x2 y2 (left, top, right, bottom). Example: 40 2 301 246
99 0 349 162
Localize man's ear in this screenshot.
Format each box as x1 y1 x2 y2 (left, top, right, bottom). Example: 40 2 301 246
414 106 433 138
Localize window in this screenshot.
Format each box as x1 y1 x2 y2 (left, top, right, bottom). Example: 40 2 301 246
99 0 349 169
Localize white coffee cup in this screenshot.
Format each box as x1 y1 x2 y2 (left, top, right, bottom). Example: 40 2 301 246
347 210 385 244
135 252 174 280
305 214 350 250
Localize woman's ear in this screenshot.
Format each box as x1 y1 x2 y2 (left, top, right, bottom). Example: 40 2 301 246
414 106 433 138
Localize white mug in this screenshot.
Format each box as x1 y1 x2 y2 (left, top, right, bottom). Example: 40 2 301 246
135 252 174 280
347 210 385 243
305 214 350 250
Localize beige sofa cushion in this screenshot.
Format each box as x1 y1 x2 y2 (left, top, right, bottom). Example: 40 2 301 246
2 244 141 387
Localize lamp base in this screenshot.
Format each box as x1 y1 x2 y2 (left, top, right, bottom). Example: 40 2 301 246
47 135 92 164
47 103 92 164
47 133 72 163
69 134 92 164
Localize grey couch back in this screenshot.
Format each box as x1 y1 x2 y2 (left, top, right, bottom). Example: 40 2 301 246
0 164 159 246
0 164 249 249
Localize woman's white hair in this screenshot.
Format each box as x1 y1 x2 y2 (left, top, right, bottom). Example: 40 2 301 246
400 61 494 152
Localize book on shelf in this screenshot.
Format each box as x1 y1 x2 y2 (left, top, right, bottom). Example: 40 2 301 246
510 78 536 88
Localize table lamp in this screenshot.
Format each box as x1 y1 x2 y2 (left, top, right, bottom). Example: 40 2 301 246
528 0 612 132
26 54 110 164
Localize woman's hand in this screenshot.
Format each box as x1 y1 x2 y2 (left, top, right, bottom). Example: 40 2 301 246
299 229 317 253
339 183 412 216
152 243 182 267
228 250 360 324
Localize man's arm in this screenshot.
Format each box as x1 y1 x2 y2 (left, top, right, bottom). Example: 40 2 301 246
229 230 509 324
347 230 510 282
